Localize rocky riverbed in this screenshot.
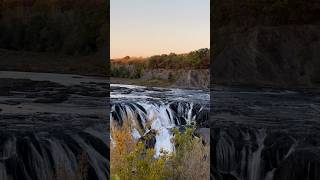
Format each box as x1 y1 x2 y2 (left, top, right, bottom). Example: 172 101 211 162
0 71 109 180
210 86 320 180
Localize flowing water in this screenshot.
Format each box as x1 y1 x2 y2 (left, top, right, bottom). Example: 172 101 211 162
110 84 210 155
211 86 320 180
3 71 318 180
0 71 108 180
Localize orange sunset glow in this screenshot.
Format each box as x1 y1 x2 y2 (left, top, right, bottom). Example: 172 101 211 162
110 0 210 59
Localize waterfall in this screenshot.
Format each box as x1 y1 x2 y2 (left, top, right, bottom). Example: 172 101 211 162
264 169 275 180
214 128 269 180
0 162 8 180
111 101 208 155
0 128 109 180
248 130 266 180
212 127 320 180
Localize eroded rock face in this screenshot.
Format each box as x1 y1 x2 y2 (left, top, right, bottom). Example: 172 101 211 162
194 128 210 145
212 25 320 87
139 129 157 149
142 69 210 90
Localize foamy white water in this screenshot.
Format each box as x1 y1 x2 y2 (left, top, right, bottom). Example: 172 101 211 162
111 84 209 155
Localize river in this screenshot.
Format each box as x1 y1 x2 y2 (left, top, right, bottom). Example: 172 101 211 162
211 86 320 180
110 83 210 155
0 71 109 180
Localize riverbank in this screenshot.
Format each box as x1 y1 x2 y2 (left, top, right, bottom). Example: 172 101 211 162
0 49 108 77
110 49 209 90
111 68 210 90
111 77 173 88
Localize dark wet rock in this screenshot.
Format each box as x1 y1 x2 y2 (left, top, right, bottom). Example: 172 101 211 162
33 94 69 103
194 128 210 145
111 86 133 94
273 148 320 180
176 126 187 133
0 78 64 92
218 173 239 180
133 88 145 93
0 73 109 180
145 87 170 92
0 100 21 105
72 76 83 79
0 91 13 96
139 129 157 149
211 86 320 180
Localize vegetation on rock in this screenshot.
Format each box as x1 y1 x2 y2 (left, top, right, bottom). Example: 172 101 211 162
110 122 210 180
111 48 210 79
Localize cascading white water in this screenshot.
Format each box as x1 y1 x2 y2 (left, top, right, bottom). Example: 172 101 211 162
264 168 275 180
0 163 8 180
111 101 208 155
0 130 108 180
215 129 271 180
216 131 236 172
0 71 109 180
248 130 267 180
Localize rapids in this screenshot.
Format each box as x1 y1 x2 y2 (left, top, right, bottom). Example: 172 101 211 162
110 84 209 155
210 86 320 180
0 71 109 180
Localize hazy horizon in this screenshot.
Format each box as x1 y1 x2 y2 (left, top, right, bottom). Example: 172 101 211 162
110 0 210 59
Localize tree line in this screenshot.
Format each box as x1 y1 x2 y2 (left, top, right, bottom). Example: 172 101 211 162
212 0 320 28
111 48 210 79
0 0 108 55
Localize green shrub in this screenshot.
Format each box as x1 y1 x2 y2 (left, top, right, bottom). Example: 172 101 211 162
111 123 171 180
169 128 210 180
111 122 210 180
111 48 209 79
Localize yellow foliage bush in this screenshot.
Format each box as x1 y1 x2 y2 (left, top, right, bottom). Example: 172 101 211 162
169 128 210 180
111 122 210 180
111 123 171 180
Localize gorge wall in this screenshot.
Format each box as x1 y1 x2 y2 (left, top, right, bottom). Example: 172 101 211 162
210 1 320 180
211 0 320 87
111 63 209 89
142 69 209 90
212 25 320 87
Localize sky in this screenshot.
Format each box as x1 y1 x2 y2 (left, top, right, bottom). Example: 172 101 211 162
110 0 210 58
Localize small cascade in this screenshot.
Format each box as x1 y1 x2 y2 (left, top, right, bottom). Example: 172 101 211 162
212 127 320 180
248 130 266 180
264 168 275 180
0 129 109 180
111 101 208 155
214 128 269 180
211 85 320 180
0 162 8 180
